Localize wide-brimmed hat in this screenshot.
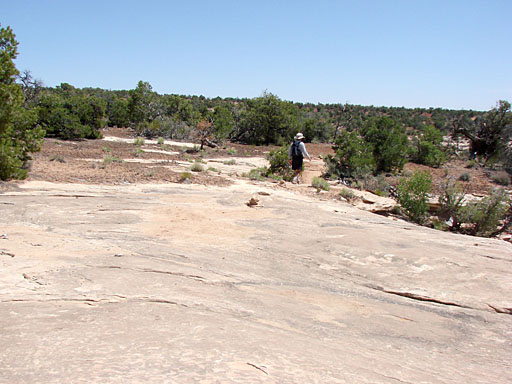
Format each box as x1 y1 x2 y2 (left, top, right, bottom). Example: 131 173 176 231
294 132 304 140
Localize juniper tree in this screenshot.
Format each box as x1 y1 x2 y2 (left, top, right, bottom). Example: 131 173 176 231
0 24 44 180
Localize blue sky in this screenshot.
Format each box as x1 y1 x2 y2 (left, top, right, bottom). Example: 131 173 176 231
2 0 511 110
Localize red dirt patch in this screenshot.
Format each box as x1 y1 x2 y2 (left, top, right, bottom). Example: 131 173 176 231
11 128 509 197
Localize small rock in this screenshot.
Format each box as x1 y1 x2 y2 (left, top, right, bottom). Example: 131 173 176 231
0 233 7 239
258 192 270 196
246 198 259 207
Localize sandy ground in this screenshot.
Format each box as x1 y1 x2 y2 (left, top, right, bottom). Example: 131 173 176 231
0 131 511 383
20 128 503 197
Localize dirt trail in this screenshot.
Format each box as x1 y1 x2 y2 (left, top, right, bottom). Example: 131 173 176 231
302 158 325 184
102 135 325 184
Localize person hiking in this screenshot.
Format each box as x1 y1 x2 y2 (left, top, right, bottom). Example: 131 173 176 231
289 132 311 184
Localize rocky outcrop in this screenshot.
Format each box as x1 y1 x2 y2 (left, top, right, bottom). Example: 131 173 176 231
0 181 511 383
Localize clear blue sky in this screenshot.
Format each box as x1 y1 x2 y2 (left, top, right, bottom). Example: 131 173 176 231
2 0 511 110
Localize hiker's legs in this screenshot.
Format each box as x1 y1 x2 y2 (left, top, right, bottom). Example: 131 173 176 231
291 157 304 184
292 169 299 183
293 168 303 184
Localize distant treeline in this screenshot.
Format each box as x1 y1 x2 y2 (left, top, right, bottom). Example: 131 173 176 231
25 80 486 145
7 24 510 183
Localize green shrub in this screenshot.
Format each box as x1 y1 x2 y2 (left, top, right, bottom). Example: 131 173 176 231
207 167 219 173
504 147 512 175
267 173 283 181
223 159 236 165
491 171 511 186
49 155 66 163
133 148 144 157
360 174 390 196
179 172 192 182
465 159 478 169
414 141 447 168
431 218 449 231
439 180 511 237
38 92 105 140
312 177 330 191
401 169 413 177
133 137 145 146
438 179 468 231
246 168 267 181
190 162 204 172
352 180 365 190
135 115 191 140
157 137 165 145
397 171 432 224
210 106 235 141
266 145 294 181
372 189 388 197
460 188 511 237
103 155 123 164
340 188 355 200
324 130 375 180
411 125 447 167
459 172 471 182
361 116 409 173
324 117 409 180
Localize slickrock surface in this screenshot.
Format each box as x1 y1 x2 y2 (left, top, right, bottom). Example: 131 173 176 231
1 180 511 383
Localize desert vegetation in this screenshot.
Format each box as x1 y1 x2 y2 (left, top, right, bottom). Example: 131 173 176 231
1 23 511 238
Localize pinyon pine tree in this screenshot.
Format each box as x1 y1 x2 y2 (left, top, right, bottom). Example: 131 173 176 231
0 24 44 180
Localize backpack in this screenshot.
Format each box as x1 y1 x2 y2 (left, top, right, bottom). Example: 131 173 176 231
292 140 303 158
